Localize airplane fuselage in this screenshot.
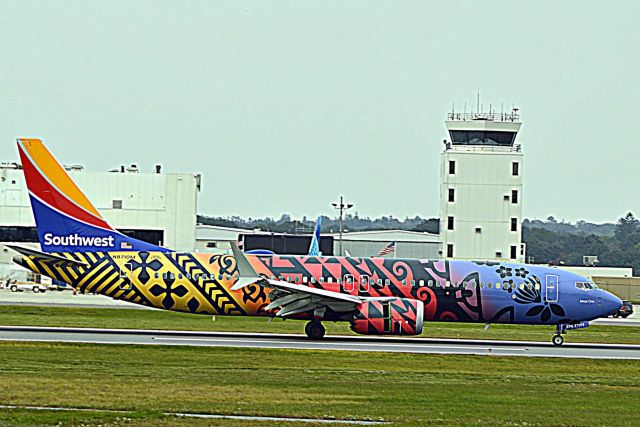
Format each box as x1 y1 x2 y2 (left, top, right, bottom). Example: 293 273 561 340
16 250 619 326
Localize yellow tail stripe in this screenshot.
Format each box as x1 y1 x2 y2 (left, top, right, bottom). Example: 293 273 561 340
19 138 103 218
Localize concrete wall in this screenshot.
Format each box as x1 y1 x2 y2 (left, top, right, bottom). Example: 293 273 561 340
593 276 640 303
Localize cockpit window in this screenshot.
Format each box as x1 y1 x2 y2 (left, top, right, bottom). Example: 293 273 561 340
576 281 598 290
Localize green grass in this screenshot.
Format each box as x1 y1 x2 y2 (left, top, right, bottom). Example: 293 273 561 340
0 341 638 426
1 305 639 344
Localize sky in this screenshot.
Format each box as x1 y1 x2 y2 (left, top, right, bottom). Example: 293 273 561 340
0 1 638 223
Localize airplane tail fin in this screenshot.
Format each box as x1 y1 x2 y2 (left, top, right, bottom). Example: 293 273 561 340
16 138 168 253
308 216 322 256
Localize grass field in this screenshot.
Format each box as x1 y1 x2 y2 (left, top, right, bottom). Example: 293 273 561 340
1 305 639 344
0 341 639 426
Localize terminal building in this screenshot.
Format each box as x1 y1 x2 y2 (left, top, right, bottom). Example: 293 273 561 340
0 161 200 269
440 110 524 262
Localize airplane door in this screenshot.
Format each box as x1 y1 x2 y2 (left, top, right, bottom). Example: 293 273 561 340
119 261 134 290
545 275 558 303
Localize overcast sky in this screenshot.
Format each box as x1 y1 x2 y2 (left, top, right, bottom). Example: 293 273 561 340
1 1 638 223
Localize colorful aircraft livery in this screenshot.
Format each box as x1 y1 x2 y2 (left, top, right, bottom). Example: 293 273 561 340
11 139 623 345
16 139 166 253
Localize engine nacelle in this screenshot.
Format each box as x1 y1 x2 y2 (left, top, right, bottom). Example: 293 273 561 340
350 298 424 336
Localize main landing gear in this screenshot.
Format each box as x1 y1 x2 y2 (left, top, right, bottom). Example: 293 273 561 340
552 324 566 346
305 321 326 340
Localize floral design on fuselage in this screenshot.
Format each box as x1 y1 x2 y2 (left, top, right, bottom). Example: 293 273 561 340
513 285 565 323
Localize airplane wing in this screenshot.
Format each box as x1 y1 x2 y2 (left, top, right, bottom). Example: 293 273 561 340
230 242 361 317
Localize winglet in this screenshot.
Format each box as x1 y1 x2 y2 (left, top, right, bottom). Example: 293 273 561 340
230 241 262 291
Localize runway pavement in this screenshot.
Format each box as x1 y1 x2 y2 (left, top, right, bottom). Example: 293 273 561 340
1 326 639 359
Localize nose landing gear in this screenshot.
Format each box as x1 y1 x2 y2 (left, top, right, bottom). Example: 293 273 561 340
305 321 326 339
552 334 564 346
552 324 568 346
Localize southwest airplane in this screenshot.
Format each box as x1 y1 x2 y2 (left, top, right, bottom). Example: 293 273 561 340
10 139 622 345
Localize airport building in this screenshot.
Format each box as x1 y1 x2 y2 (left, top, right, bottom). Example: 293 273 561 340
0 161 200 268
439 110 524 262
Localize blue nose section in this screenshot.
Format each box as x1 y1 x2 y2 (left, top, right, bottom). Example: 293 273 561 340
599 291 623 318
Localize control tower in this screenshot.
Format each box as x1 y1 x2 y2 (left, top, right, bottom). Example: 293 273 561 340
439 109 524 261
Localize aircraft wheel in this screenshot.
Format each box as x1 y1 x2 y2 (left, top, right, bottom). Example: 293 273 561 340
552 334 564 346
305 321 325 340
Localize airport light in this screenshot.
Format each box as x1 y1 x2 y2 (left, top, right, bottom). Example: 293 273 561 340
331 196 353 256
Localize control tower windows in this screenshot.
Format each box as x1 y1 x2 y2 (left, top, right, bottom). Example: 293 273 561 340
511 190 518 204
512 162 519 176
449 131 516 147
447 216 454 230
449 160 456 174
511 218 518 232
448 188 455 202
447 244 454 258
510 245 517 260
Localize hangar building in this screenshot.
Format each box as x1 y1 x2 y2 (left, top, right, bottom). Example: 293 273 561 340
0 161 200 268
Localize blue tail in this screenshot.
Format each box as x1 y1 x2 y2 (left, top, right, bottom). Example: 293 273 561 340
308 216 322 256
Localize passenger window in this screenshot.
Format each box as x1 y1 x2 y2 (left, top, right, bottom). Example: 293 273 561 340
311 277 316 284
402 280 407 286
385 279 390 286
534 283 541 290
411 280 416 287
327 277 333 283
480 282 485 288
488 283 493 289
303 276 308 283
496 282 501 289
419 280 424 287
337 278 342 284
178 274 183 279
270 276 275 280
519 284 525 290
319 277 324 284
377 279 383 287
428 280 433 287
154 273 159 279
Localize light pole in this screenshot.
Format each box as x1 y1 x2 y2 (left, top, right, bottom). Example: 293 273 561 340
331 196 353 256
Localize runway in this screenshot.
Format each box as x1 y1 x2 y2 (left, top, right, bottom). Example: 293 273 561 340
1 326 639 359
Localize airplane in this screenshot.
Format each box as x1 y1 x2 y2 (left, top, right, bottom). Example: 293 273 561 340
10 139 622 346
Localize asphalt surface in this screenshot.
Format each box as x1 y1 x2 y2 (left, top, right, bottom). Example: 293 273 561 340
1 326 639 359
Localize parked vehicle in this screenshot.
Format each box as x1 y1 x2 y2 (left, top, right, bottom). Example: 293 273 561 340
610 300 634 318
8 282 47 293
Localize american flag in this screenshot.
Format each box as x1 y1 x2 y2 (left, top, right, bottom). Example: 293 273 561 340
377 241 396 256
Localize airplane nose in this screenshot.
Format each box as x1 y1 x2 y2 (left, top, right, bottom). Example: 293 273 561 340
600 291 623 317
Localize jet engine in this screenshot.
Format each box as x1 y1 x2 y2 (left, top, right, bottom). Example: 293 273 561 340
350 298 424 335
